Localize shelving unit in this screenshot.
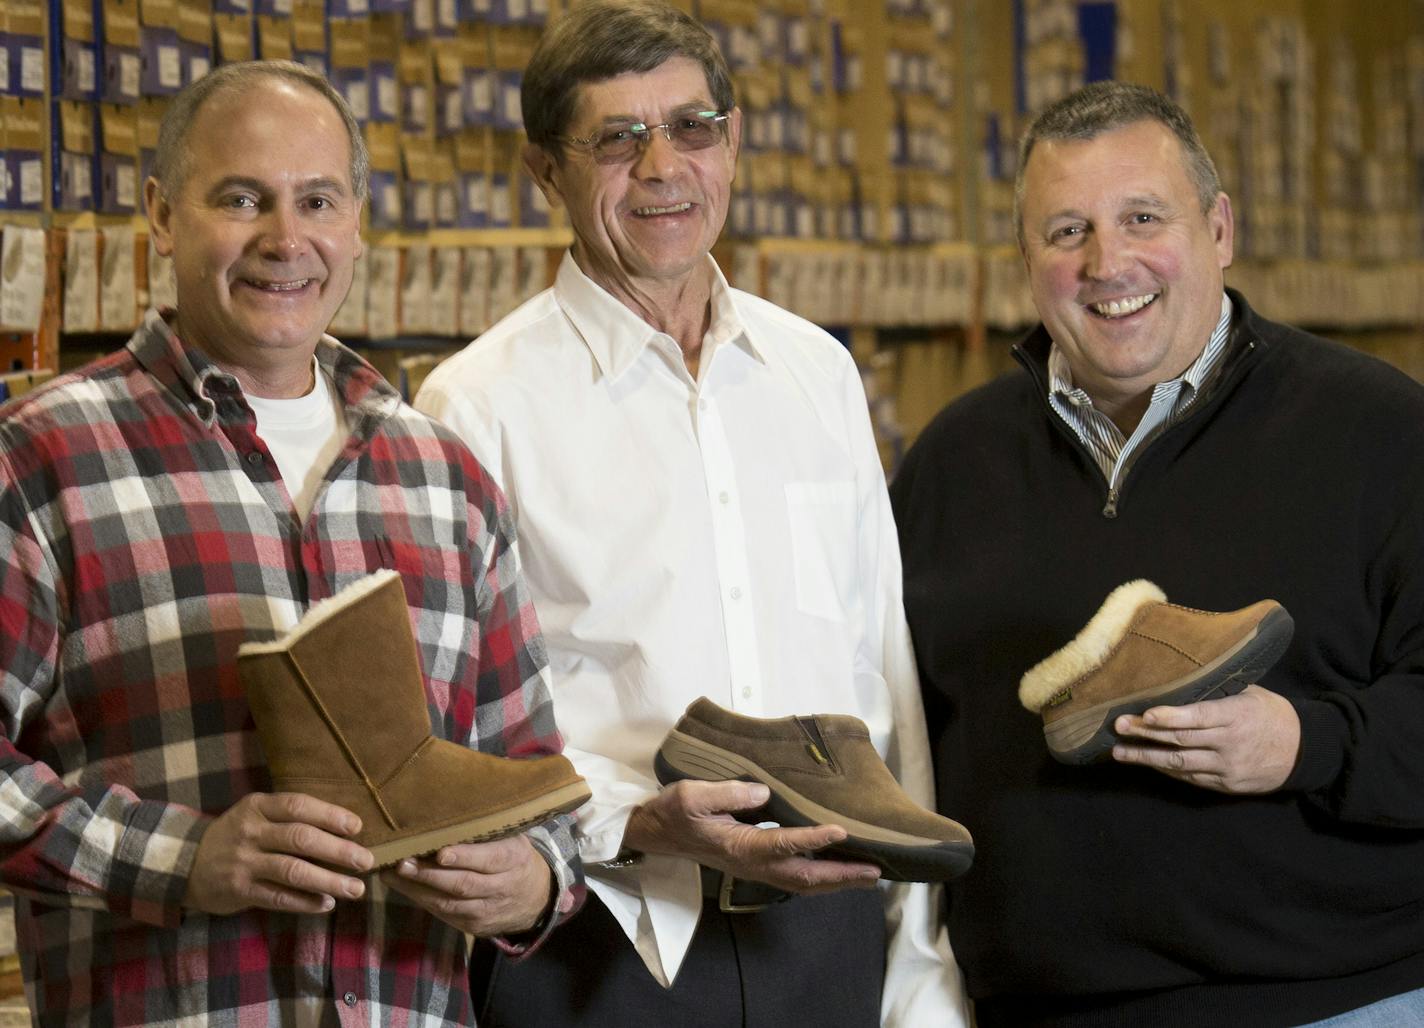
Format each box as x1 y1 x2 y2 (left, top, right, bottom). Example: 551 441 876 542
2 0 1422 432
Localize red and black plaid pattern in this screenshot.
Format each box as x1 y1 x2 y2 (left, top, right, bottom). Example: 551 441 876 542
0 310 583 1025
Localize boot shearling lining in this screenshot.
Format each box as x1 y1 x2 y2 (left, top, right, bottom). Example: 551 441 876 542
239 569 403 655
1018 580 1167 712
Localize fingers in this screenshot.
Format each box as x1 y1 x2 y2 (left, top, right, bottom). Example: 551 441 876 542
672 778 774 816
252 795 373 877
728 822 847 858
235 851 366 913
762 855 881 894
253 792 363 839
384 838 528 896
379 836 553 936
183 793 374 916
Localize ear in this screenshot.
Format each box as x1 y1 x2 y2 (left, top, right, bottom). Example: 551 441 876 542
144 177 175 257
726 106 744 166
1210 191 1234 269
353 200 365 261
523 143 565 210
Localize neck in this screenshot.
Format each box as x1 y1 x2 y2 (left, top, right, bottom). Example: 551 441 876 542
1096 391 1151 436
170 314 319 400
573 248 714 375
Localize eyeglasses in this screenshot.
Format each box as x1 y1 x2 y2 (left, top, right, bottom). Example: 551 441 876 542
562 110 731 165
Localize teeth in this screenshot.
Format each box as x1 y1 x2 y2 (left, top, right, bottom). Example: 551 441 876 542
248 279 311 292
1090 293 1157 318
633 202 692 216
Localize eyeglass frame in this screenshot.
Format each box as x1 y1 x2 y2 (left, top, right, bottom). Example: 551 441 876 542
558 109 733 165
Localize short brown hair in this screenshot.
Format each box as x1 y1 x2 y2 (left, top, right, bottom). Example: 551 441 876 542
150 60 369 202
521 0 735 155
1014 81 1221 249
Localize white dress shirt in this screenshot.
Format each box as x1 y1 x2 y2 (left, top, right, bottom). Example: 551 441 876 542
415 252 967 1026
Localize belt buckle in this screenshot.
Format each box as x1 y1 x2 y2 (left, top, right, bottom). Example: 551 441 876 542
718 872 770 914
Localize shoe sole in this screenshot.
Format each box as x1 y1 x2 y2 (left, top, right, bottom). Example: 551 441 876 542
364 780 592 869
654 733 974 882
1044 604 1295 765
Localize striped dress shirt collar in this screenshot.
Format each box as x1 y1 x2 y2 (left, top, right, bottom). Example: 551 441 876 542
1047 291 1234 487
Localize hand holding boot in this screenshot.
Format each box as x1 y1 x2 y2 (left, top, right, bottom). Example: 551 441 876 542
1111 684 1302 793
184 792 375 916
624 779 881 894
381 834 553 937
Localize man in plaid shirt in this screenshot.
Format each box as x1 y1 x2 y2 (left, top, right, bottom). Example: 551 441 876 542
0 61 582 1024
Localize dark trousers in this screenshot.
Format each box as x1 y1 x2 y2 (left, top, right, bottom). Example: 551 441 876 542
471 887 887 1027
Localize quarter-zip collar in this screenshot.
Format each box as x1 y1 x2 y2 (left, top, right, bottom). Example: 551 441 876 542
1011 287 1269 517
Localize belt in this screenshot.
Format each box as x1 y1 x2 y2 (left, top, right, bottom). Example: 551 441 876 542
699 866 792 914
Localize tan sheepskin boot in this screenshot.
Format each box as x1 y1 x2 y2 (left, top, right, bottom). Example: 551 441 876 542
1019 581 1294 765
238 569 590 868
655 697 974 882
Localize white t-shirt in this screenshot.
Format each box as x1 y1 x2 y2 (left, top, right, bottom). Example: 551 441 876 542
245 360 349 523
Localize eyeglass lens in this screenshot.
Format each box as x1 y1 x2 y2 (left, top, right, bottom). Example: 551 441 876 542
591 114 724 163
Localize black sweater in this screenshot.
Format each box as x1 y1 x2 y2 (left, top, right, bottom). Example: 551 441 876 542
890 290 1424 1027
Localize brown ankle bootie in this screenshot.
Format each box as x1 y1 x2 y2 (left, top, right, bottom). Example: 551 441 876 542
1019 580 1294 765
238 570 590 868
655 698 974 882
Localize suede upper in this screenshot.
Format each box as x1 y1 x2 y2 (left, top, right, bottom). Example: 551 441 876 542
676 699 970 845
1037 598 1280 723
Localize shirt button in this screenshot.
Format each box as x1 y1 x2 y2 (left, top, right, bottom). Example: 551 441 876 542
730 586 742 600
718 491 730 504
741 687 752 699
246 451 263 466
343 992 357 1007
697 399 708 411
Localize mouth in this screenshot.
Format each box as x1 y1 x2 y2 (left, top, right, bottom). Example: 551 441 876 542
239 277 316 294
630 202 694 217
1086 292 1158 319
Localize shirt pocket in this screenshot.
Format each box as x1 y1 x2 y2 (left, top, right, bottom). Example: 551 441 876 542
784 480 858 623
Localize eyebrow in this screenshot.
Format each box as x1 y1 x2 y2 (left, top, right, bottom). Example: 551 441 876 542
590 101 717 125
1041 194 1174 223
205 175 351 199
1120 194 1173 212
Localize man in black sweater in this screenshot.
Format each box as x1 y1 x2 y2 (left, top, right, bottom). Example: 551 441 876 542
891 81 1424 1027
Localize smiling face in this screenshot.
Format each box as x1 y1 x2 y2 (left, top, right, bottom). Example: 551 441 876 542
145 77 363 393
1019 118 1234 419
524 56 740 307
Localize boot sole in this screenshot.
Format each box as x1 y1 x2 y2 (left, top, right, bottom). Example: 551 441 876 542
363 781 592 869
1044 604 1295 765
654 734 973 882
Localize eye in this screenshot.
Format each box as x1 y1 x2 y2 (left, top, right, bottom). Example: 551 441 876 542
1049 224 1084 243
222 194 257 210
306 196 333 211
599 126 636 146
1128 212 1159 225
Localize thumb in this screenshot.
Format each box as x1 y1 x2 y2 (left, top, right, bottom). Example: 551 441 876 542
696 779 771 815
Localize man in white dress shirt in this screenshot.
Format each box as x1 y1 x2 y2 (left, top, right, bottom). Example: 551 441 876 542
415 2 966 1024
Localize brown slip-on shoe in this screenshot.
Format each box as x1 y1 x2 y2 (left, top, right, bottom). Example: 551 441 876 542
1019 580 1295 765
238 570 590 869
654 697 974 882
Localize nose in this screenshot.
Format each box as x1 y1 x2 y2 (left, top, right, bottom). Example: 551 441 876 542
1083 227 1131 282
257 205 304 260
630 127 681 181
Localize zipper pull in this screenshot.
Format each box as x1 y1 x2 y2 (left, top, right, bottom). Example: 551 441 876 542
1102 488 1119 519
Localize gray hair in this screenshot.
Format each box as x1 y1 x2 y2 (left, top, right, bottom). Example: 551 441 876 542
151 60 369 202
1014 81 1221 248
521 0 735 156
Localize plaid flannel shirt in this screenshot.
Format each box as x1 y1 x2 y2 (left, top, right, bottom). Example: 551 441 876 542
0 309 584 1025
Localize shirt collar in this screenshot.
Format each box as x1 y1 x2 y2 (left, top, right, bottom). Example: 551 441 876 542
1048 291 1233 406
553 251 762 381
127 307 400 428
